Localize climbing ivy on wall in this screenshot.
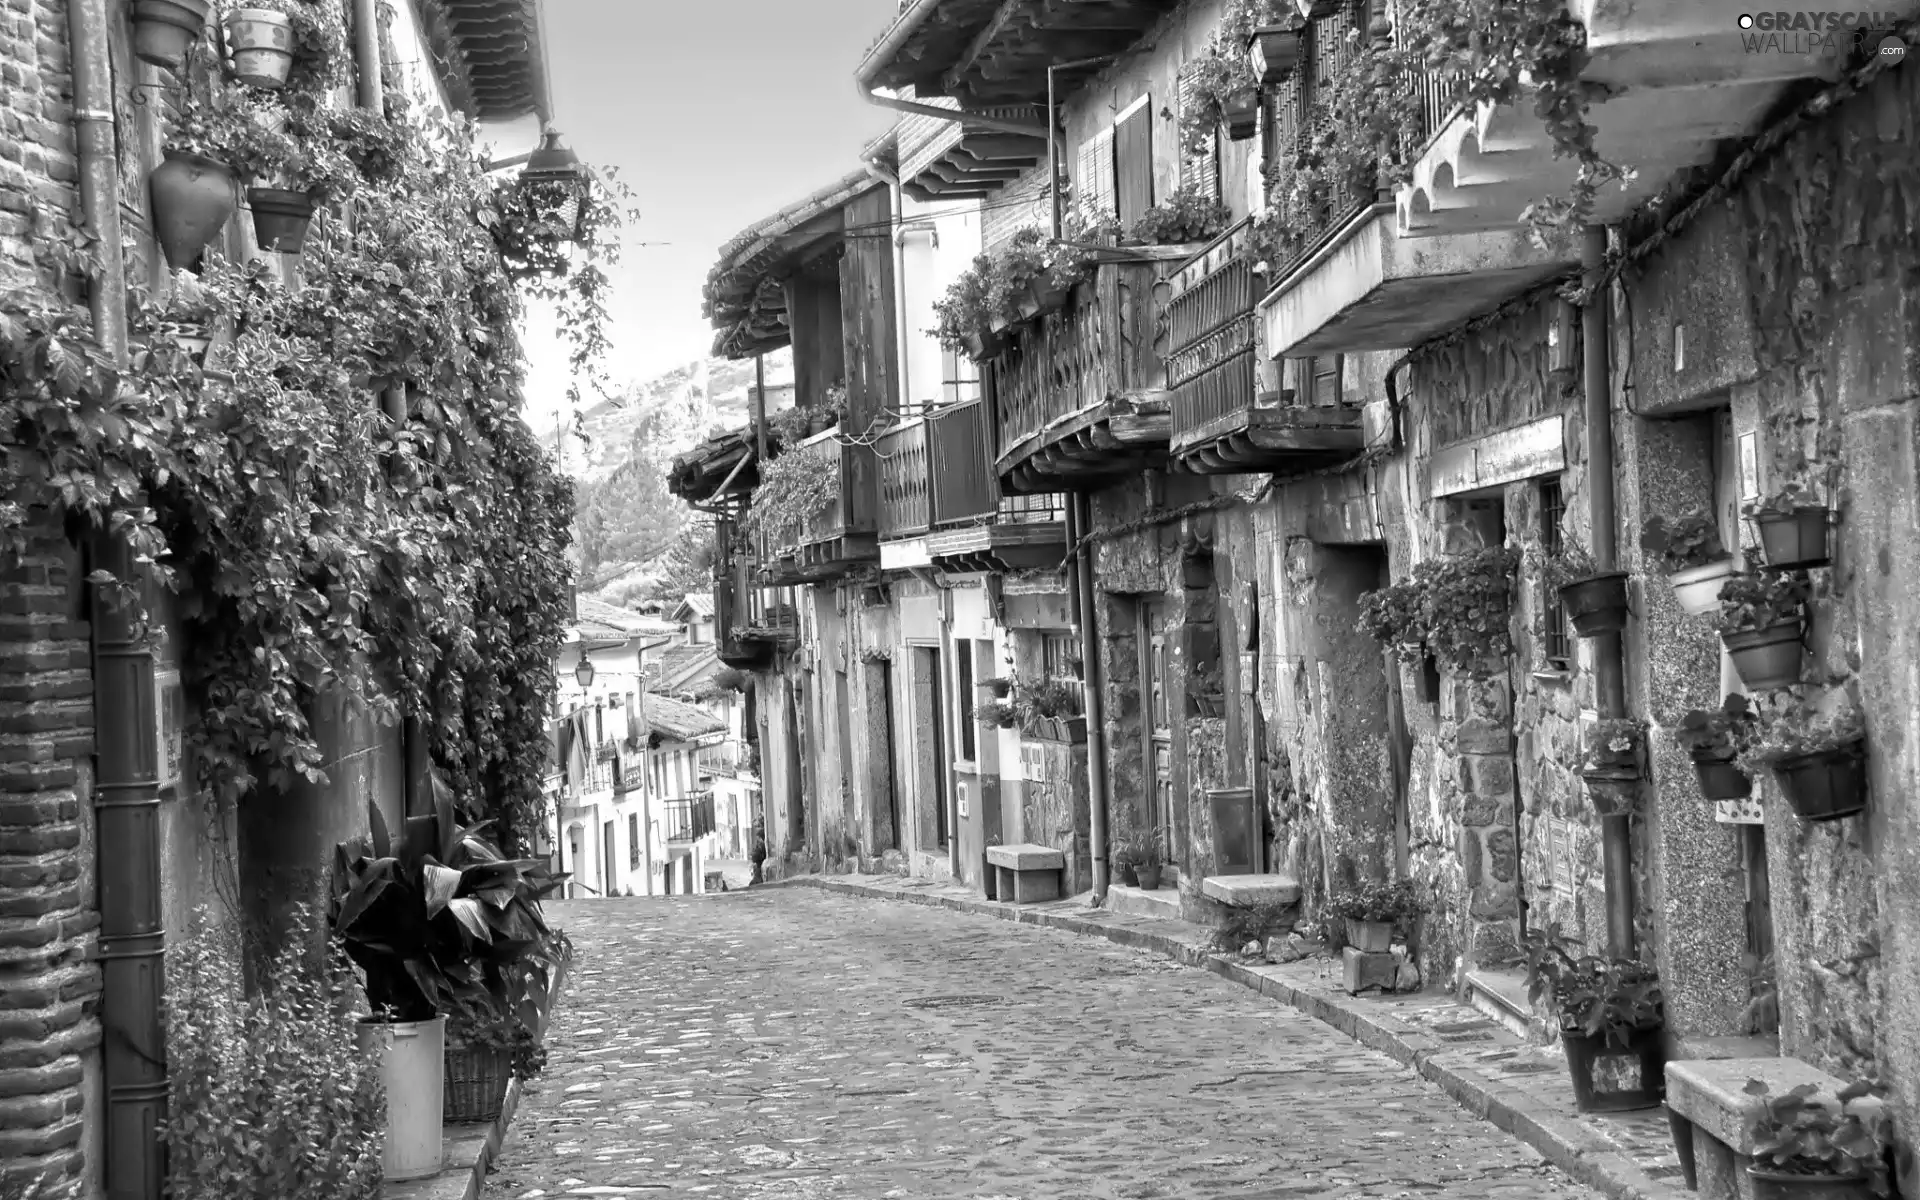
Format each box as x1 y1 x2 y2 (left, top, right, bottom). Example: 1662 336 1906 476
0 46 623 851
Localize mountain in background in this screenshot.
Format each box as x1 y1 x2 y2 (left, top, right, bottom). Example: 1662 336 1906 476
565 349 792 608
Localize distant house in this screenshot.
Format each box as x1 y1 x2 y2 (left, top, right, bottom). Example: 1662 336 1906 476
672 593 717 644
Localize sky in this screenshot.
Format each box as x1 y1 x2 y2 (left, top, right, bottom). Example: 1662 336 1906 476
517 0 903 434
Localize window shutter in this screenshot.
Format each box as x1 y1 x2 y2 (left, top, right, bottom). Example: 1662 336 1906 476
1178 67 1220 200
1114 98 1154 229
1074 127 1117 221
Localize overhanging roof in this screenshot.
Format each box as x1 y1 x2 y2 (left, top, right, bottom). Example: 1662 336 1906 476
702 170 883 361
416 0 553 122
855 0 1181 107
668 424 760 505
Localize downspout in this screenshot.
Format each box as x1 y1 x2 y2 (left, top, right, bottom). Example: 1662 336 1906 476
1583 226 1634 959
1070 495 1111 901
354 0 428 816
72 0 165 1195
862 153 914 413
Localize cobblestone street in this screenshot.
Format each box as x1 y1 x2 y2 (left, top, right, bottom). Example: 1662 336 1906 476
485 891 1601 1199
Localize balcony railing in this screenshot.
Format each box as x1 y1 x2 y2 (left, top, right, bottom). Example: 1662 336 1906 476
989 260 1171 489
1167 221 1259 445
665 795 716 843
876 419 930 540
929 399 998 528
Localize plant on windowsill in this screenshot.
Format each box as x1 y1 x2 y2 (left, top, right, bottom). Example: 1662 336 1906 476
1715 571 1810 692
1640 511 1734 616
1126 186 1233 247
1522 929 1666 1114
1737 690 1869 823
1675 694 1758 802
1580 717 1646 816
1189 658 1225 718
972 698 1020 729
1014 675 1083 742
1746 1076 1895 1198
1743 483 1835 571
1414 547 1521 678
1537 540 1630 637
1358 576 1430 664
1326 878 1423 952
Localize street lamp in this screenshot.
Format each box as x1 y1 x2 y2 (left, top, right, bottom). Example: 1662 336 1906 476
574 649 595 689
518 126 593 248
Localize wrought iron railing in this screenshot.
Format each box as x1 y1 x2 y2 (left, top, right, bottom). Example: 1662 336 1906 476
664 795 716 842
876 419 930 539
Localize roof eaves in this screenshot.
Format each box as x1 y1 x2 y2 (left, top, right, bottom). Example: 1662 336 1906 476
416 0 553 122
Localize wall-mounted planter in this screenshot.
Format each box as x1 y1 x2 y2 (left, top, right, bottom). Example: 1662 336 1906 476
1295 0 1341 17
1562 1024 1665 1113
1753 506 1832 570
1559 571 1631 636
1191 692 1225 719
247 186 316 252
1583 769 1641 817
1722 621 1805 691
1027 278 1071 316
1248 26 1304 84
226 8 295 88
1221 90 1260 141
962 326 1004 364
1746 1166 1872 1200
1770 744 1867 822
1667 558 1736 617
150 151 238 271
132 0 213 70
1690 752 1752 801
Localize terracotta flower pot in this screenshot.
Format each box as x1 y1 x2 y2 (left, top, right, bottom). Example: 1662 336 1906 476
1753 506 1832 570
1559 571 1631 637
1583 769 1641 817
1561 1024 1665 1113
1135 863 1163 890
1690 752 1752 801
246 186 316 252
1722 621 1805 691
1747 1167 1873 1200
1770 745 1867 822
149 150 237 270
132 0 212 70
226 7 295 88
1346 918 1393 953
1221 90 1260 141
1668 558 1736 617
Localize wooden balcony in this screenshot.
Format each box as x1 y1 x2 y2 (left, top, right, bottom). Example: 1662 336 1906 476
756 431 879 584
877 419 931 541
880 399 1068 571
990 260 1177 495
1167 222 1364 474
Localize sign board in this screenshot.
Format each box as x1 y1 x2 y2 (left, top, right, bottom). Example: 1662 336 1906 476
1547 818 1576 895
1429 416 1566 498
1238 652 1257 694
1738 432 1760 500
154 668 183 792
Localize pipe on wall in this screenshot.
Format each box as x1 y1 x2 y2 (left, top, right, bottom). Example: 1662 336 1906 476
861 153 915 412
71 0 165 1194
1070 495 1111 900
1583 225 1636 960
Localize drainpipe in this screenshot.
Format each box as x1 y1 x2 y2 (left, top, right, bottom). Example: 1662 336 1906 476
861 151 914 413
1583 226 1634 960
72 0 165 1193
1046 56 1116 238
1070 494 1111 901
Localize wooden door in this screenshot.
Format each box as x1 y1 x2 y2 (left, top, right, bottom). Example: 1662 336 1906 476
1140 601 1173 858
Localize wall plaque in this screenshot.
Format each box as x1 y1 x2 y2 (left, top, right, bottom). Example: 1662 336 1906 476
1429 415 1566 498
1547 818 1576 895
1715 797 1764 826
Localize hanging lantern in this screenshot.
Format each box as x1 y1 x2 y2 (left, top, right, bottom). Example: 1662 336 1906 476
517 127 592 248
573 648 595 688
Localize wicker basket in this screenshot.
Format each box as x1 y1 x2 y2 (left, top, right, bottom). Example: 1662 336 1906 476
443 1043 513 1124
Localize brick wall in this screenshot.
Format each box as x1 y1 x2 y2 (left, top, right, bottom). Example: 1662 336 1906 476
0 520 104 1195
0 0 81 288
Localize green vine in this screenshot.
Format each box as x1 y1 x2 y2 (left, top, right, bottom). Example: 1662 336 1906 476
743 439 839 545
1179 0 1293 157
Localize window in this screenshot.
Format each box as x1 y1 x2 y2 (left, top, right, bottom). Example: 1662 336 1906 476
955 640 976 762
1074 127 1117 221
940 346 981 410
1177 66 1220 200
1540 477 1572 669
628 814 640 869
1291 355 1343 406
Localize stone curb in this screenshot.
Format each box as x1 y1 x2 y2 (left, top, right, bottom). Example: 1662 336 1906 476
382 954 573 1200
779 876 1689 1200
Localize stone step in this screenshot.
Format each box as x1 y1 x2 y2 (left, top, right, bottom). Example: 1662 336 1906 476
1464 968 1542 1042
1198 873 1300 908
1103 883 1181 920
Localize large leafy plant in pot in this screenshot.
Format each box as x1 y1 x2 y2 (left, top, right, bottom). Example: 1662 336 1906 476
1675 694 1757 801
1522 930 1666 1114
1716 571 1809 692
1746 1077 1894 1199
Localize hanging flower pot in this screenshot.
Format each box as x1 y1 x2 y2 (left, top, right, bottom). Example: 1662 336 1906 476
149 151 238 271
1746 1167 1873 1200
226 7 296 89
1753 506 1833 570
1561 1024 1666 1113
1028 278 1071 315
1722 621 1805 691
132 0 213 70
1770 744 1867 822
1248 26 1304 85
246 186 317 253
1690 752 1752 801
1295 0 1342 17
1221 89 1260 141
1668 558 1736 617
1558 571 1631 637
1583 769 1640 817
963 325 1005 364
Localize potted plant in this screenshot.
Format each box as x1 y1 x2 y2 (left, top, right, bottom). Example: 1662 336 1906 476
1221 87 1261 140
329 785 563 1180
1540 541 1631 637
152 92 244 271
1358 576 1428 663
1111 844 1138 888
1015 675 1082 741
444 976 548 1125
1522 930 1666 1113
1581 718 1646 816
225 3 297 89
1247 24 1304 84
1126 186 1233 247
1738 692 1869 822
1131 830 1168 890
1675 695 1757 801
995 229 1050 324
228 102 353 253
1641 512 1734 617
133 0 213 70
972 698 1019 729
813 384 846 434
1326 879 1422 953
1745 1077 1893 1199
767 404 814 448
1415 547 1520 677
1190 659 1225 718
135 278 222 367
1744 484 1835 571
981 676 1014 699
932 256 995 358
1716 571 1809 691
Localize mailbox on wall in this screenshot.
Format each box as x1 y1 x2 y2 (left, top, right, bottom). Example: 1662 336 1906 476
1209 787 1259 875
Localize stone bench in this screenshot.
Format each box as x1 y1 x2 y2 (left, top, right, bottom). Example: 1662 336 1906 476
986 844 1064 904
1665 1056 1884 1198
1198 874 1300 908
